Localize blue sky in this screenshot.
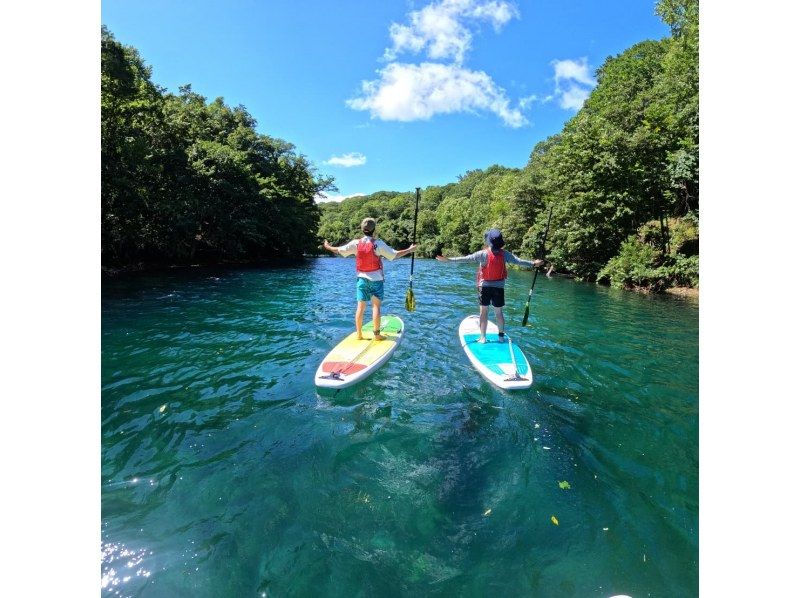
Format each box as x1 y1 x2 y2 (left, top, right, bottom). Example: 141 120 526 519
102 0 669 201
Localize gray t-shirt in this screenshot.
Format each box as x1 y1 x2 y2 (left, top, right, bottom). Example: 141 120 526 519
446 249 535 288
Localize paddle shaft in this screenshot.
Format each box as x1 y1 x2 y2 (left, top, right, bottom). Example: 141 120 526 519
522 205 553 326
409 187 420 285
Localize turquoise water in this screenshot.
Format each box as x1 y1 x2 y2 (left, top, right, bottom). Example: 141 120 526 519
101 258 698 597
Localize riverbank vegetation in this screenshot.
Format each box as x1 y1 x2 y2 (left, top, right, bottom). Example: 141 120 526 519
101 27 333 269
102 0 698 292
318 0 699 292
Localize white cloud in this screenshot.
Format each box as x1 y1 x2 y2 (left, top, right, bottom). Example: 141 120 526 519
324 152 367 167
558 85 592 111
314 192 367 204
552 58 595 87
384 0 519 64
470 1 518 30
551 57 596 111
518 94 537 109
350 1 526 127
347 62 527 128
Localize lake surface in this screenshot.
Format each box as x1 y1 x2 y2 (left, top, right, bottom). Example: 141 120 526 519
101 257 698 597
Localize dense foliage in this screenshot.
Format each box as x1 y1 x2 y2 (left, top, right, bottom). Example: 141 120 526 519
102 27 333 268
317 0 699 291
597 215 699 291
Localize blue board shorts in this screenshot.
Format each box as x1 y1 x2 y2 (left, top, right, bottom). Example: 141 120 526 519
356 278 384 302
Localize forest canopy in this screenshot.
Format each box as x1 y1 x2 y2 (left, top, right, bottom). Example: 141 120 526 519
103 0 698 292
317 0 699 291
101 26 333 268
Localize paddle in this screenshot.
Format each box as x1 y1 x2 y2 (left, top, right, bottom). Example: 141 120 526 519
405 187 421 311
521 205 553 327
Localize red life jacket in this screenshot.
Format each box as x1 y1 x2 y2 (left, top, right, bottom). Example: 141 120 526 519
356 238 382 272
480 248 507 281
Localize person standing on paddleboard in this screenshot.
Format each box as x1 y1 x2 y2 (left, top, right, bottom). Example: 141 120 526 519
323 217 417 341
436 229 543 343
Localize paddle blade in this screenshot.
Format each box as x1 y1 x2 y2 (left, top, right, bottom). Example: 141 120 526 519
521 302 530 327
405 288 416 312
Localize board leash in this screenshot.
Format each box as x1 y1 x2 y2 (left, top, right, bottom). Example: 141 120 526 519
504 334 528 382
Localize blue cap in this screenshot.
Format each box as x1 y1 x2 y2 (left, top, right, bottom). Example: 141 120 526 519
485 228 505 249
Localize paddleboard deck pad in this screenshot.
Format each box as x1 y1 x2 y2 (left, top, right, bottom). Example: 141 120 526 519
458 314 533 390
315 315 404 389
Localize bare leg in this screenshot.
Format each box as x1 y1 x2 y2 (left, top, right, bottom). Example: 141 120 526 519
355 301 367 339
372 296 386 340
478 305 489 343
494 307 505 337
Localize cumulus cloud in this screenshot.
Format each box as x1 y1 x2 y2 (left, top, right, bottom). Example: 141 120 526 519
347 62 527 128
552 58 595 87
551 57 596 111
471 1 518 30
314 192 367 204
324 152 367 167
384 0 519 64
349 1 528 127
518 94 537 109
558 85 592 110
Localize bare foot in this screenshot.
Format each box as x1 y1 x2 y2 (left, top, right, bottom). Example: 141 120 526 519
357 335 365 340
477 337 487 344
373 333 387 341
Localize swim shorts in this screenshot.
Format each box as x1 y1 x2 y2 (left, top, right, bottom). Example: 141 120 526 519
356 277 385 302
478 285 504 307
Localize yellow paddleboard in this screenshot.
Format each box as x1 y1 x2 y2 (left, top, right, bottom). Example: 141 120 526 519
315 315 404 389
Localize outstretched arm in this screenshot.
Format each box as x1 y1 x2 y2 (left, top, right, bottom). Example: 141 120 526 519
437 250 482 263
395 243 418 258
322 240 340 254
505 250 545 269
518 258 545 269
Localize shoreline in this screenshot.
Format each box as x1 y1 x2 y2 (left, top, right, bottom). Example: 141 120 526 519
101 256 304 278
103 257 699 300
664 286 700 299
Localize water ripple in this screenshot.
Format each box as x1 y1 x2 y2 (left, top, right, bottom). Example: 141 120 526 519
102 259 698 596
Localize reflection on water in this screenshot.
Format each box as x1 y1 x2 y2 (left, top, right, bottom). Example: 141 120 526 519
102 258 698 596
101 538 152 595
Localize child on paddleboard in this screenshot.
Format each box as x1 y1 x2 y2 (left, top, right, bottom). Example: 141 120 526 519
323 217 417 341
436 229 543 343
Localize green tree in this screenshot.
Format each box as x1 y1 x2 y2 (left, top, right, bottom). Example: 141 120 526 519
102 27 333 267
313 0 699 290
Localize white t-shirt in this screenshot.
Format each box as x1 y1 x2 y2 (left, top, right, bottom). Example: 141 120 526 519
336 236 400 281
